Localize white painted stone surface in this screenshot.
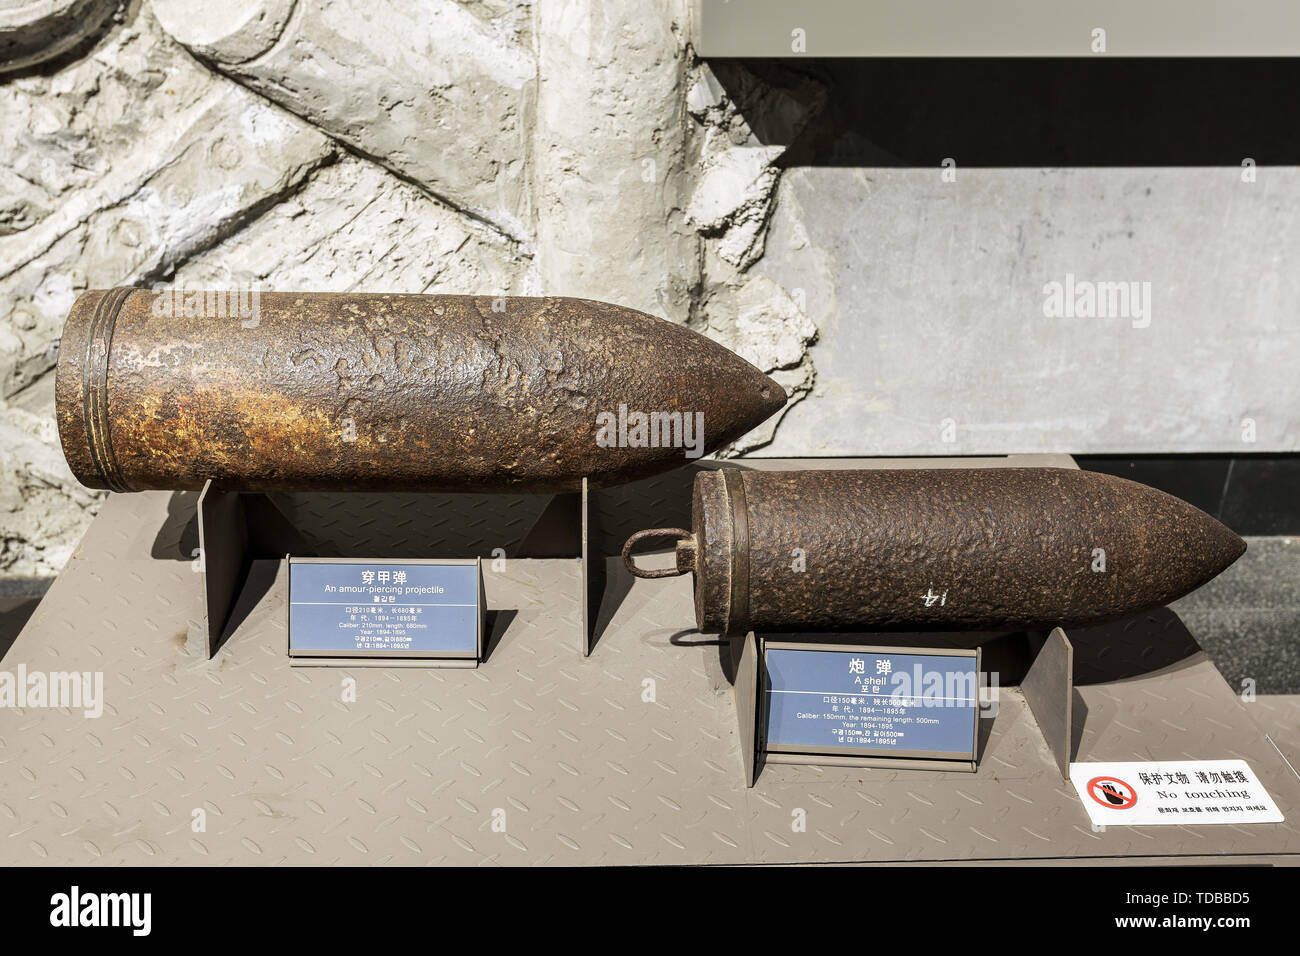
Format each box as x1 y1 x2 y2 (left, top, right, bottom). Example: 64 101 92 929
0 0 119 75
153 0 538 243
533 0 698 320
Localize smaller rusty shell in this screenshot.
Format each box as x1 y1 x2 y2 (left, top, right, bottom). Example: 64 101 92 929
624 467 1247 635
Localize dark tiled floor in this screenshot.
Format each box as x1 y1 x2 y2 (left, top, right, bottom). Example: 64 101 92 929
1172 536 1300 695
0 578 50 663
1077 455 1300 536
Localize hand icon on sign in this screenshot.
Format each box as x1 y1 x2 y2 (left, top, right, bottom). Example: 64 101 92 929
1099 782 1127 806
1085 776 1138 810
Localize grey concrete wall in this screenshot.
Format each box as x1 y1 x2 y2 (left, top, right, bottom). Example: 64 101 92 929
757 166 1300 457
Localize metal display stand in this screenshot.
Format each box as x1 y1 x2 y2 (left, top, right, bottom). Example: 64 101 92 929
735 629 1074 786
195 478 604 660
2 454 1296 866
1021 627 1075 779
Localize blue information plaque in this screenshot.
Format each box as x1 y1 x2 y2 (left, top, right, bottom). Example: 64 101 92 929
287 558 482 661
763 643 979 761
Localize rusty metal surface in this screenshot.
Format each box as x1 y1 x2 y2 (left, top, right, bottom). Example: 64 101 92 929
627 467 1246 634
56 288 786 494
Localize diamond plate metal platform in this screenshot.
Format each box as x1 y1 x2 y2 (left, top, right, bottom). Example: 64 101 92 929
2 487 1297 865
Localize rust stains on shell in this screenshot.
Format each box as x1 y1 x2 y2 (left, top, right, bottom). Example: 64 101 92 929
56 288 787 493
628 467 1246 635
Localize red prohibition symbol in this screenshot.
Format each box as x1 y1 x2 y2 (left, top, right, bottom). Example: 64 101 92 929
1087 775 1138 810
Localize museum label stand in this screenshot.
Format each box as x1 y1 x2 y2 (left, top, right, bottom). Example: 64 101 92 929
733 627 1075 786
194 477 607 661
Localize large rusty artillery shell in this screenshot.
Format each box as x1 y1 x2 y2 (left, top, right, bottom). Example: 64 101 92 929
56 288 786 493
622 468 1246 634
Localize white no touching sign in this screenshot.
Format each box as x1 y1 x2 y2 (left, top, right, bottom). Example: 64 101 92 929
1069 759 1284 827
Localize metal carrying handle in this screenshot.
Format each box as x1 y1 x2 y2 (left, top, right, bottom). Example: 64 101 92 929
622 528 693 578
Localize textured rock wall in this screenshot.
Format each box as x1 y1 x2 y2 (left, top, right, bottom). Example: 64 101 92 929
0 1 818 581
